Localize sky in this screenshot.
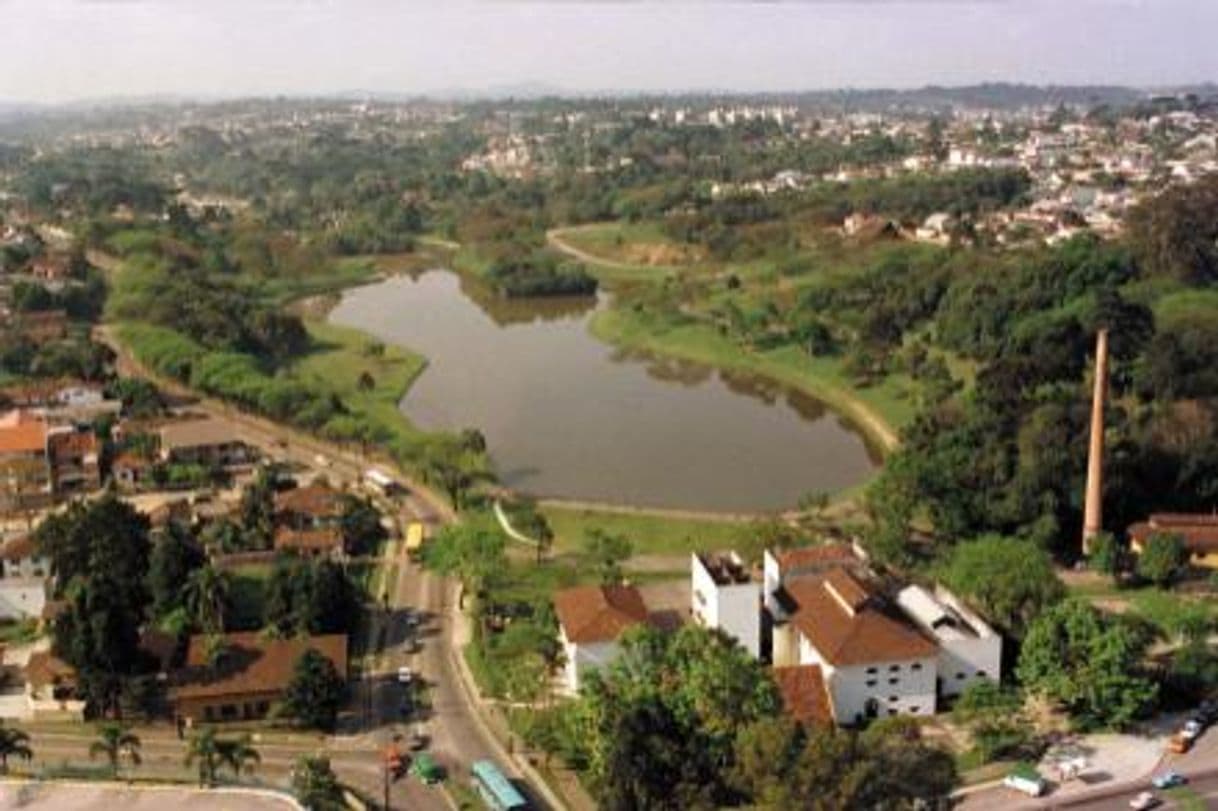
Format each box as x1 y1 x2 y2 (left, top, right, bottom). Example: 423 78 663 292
2 0 1217 103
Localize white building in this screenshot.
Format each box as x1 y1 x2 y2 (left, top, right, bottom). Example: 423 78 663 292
763 543 863 620
691 552 760 659
778 568 938 724
0 535 49 621
554 584 649 694
897 585 1002 698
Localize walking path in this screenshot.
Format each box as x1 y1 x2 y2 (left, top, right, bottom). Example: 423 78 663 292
492 500 543 548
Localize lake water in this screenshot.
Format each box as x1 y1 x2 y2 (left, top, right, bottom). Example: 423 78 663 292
329 270 879 512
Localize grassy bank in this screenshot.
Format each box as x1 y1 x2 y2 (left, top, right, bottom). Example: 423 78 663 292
540 503 751 557
589 306 911 453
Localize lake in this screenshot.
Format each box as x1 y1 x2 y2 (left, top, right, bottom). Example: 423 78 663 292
329 270 879 512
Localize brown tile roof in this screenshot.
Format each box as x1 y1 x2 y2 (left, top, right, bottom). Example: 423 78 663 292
25 651 76 689
160 418 239 451
47 430 98 461
0 410 47 454
274 527 343 553
275 484 345 519
0 378 81 407
1130 514 1218 553
773 543 859 572
554 585 648 644
785 570 936 667
773 665 833 727
170 632 347 702
0 534 36 561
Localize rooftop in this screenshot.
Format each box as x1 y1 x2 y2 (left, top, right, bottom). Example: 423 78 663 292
160 418 240 451
0 409 47 455
784 569 936 667
771 543 860 574
171 632 347 702
275 484 345 518
773 664 833 727
1129 513 1218 553
896 584 994 643
695 551 753 585
554 584 649 644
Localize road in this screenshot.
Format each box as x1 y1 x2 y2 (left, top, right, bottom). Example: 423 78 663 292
88 323 550 810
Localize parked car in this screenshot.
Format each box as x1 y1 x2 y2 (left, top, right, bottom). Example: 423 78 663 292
1003 765 1047 797
411 752 444 785
408 725 428 751
1168 733 1192 754
1181 720 1203 740
1151 771 1186 790
398 665 414 684
1129 791 1159 810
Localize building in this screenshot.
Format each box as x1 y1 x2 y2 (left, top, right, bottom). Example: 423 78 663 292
0 410 51 515
159 419 254 469
0 534 48 620
0 534 47 579
24 650 85 721
691 551 760 659
554 584 649 694
274 484 346 558
763 543 863 618
772 665 833 728
8 311 67 344
169 632 348 723
896 585 1002 698
111 451 155 492
1128 513 1218 569
777 568 938 724
47 429 101 497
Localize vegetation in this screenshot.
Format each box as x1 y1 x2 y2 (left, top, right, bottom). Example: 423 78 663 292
89 723 142 778
0 722 32 774
282 649 347 731
292 756 347 810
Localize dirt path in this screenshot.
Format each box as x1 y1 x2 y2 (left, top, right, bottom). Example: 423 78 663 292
546 224 681 274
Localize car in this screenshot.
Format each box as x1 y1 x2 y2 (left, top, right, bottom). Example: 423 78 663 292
1129 791 1159 810
1199 702 1218 725
397 666 414 684
1002 766 1047 798
1151 772 1186 790
1168 733 1192 754
408 725 428 751
1181 719 1203 740
404 609 420 628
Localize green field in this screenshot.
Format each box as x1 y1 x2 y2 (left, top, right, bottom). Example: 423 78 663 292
290 318 429 449
589 306 911 452
541 503 753 557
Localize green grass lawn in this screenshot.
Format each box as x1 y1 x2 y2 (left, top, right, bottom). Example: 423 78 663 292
589 306 911 452
541 504 751 557
291 319 429 449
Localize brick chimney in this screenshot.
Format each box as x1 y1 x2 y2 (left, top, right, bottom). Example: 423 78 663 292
1082 329 1109 556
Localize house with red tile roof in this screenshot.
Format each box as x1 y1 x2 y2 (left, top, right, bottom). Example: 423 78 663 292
554 584 649 693
0 409 51 514
273 484 346 558
1128 513 1218 569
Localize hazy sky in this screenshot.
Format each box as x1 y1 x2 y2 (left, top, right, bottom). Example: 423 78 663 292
3 0 1217 103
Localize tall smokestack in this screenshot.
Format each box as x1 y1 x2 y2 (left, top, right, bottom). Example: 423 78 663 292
1082 329 1109 556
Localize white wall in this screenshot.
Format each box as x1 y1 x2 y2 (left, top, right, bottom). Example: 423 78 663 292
937 636 1002 698
0 579 46 620
827 658 937 724
559 627 623 694
691 555 760 659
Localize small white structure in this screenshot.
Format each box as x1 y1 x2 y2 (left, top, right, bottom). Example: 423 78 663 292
897 584 1002 698
0 578 46 621
915 212 955 245
554 585 649 694
691 552 760 659
0 535 47 580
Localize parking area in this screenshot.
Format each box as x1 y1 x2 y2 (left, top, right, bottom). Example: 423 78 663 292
0 782 299 810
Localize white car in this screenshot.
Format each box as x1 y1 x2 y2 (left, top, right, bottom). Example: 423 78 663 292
1130 791 1159 810
1182 720 1203 740
397 666 413 684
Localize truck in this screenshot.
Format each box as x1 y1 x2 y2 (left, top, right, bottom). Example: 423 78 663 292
1003 764 1047 797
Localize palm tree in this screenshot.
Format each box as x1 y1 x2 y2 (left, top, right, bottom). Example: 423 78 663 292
0 722 32 774
184 727 221 786
89 722 141 778
217 733 260 780
184 564 231 635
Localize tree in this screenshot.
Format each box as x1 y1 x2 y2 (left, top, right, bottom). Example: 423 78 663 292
951 682 1033 764
339 497 385 557
1017 599 1158 729
282 649 346 731
292 756 346 810
1087 531 1124 578
939 535 1065 637
239 469 276 549
147 523 205 618
301 560 357 636
217 733 260 779
0 722 32 774
1136 532 1189 588
183 564 231 635
420 436 488 511
422 522 506 609
184 727 221 786
89 723 141 777
583 528 633 586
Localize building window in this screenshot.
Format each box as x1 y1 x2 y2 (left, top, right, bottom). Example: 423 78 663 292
977 670 987 678
911 663 923 671
694 590 706 607
866 679 877 687
889 664 900 672
910 706 920 713
889 678 899 685
956 672 966 680
888 709 898 716
888 696 898 702
866 667 878 675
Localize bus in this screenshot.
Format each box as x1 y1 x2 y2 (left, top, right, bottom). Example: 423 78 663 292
405 522 426 558
471 760 528 810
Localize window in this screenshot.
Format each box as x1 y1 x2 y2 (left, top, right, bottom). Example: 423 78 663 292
694 590 706 607
866 679 877 687
910 706 920 713
866 667 878 675
911 663 923 671
888 696 898 702
888 678 899 685
956 672 966 680
888 709 898 716
889 664 900 672
977 670 988 678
